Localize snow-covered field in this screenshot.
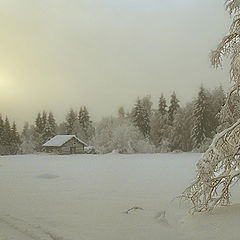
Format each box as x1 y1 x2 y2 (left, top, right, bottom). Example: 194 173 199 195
0 153 240 240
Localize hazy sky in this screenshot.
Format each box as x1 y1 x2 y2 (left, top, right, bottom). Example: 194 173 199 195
0 0 232 128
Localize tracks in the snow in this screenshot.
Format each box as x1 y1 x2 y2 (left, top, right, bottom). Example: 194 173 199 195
0 215 65 240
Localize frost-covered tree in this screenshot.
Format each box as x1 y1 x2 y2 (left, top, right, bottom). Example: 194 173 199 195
168 92 180 124
21 122 35 154
158 94 167 115
94 116 155 154
42 121 54 143
208 86 226 133
118 106 125 119
181 0 240 213
93 117 115 153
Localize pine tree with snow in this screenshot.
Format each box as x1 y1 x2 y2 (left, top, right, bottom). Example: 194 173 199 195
168 92 180 124
158 94 167 115
191 86 210 148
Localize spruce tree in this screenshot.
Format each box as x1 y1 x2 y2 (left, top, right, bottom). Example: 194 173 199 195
168 92 180 124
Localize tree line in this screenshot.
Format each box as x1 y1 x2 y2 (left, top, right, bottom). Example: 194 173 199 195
0 85 225 155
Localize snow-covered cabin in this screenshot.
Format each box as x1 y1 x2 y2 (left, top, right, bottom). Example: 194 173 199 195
42 135 87 154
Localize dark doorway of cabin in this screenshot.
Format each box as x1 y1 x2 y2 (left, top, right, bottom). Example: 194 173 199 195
70 147 76 154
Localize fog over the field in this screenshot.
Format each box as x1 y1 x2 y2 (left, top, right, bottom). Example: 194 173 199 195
0 0 231 127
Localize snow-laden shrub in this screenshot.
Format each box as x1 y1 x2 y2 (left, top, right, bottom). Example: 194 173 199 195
112 122 142 153
134 139 156 153
156 138 171 153
93 117 156 154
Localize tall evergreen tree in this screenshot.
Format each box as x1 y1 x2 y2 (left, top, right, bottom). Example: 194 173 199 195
35 113 42 134
33 113 43 152
41 111 47 133
48 112 57 136
10 122 21 154
65 109 77 135
77 106 95 142
191 86 210 148
3 117 11 146
132 97 151 138
168 92 180 124
0 115 4 144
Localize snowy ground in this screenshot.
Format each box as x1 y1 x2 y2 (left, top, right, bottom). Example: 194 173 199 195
0 153 240 240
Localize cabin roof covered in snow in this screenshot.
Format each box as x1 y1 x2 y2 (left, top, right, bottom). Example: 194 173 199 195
43 135 87 147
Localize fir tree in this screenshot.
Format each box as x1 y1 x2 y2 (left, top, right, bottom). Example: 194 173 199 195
168 92 180 124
